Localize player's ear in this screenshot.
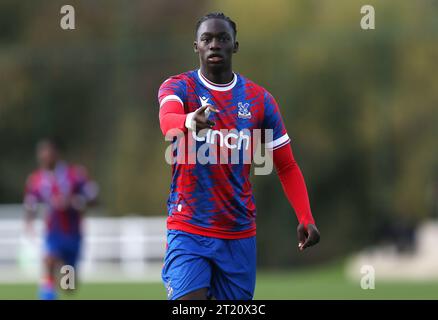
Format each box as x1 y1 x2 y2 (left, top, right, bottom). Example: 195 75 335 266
194 41 199 53
233 41 239 54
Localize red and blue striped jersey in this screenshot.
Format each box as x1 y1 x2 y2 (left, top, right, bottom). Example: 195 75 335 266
158 70 290 239
24 162 98 235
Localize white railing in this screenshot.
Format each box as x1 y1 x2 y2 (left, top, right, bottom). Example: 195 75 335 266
0 205 167 283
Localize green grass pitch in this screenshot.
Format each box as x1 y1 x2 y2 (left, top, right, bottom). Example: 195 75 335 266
1 264 438 300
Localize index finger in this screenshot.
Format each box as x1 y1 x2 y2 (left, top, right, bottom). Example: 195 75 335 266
196 105 209 114
207 105 220 113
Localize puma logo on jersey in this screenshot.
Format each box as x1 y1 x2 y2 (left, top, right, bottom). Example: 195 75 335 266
199 96 214 118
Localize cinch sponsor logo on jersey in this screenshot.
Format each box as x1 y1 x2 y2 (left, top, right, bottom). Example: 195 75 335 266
192 129 251 151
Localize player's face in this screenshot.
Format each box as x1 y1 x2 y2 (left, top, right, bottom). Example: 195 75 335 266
37 142 58 169
194 19 238 72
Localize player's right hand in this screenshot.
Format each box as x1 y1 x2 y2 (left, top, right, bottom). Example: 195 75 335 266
193 104 219 131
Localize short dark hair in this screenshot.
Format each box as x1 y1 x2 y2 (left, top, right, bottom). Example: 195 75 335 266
195 12 237 38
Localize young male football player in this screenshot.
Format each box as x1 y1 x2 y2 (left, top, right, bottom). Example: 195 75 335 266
158 12 320 300
24 139 98 299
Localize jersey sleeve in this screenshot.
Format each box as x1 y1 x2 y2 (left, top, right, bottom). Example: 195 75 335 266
262 91 291 150
158 76 190 136
273 144 315 227
158 76 187 109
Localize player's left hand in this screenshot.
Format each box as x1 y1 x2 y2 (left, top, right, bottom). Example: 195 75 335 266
297 223 320 251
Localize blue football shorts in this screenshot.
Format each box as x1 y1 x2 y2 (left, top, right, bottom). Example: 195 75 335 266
162 229 256 300
45 232 81 267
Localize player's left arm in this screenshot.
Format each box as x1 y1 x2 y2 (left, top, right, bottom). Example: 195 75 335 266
273 144 320 251
263 90 320 251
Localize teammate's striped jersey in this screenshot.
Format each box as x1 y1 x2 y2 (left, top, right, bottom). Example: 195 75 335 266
158 70 290 239
24 162 98 235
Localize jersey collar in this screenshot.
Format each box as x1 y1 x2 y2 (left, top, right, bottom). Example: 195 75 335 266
197 69 237 91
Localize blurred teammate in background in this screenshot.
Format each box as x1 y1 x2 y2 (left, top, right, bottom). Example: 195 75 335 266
23 139 98 300
158 12 320 300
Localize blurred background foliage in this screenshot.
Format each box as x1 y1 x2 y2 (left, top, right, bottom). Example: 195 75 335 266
0 0 437 267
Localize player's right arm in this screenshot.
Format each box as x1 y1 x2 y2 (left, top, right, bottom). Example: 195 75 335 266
158 76 217 136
